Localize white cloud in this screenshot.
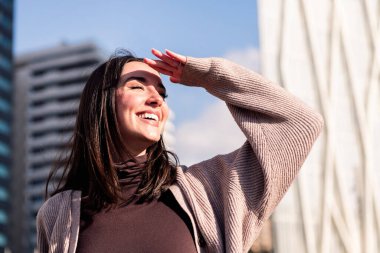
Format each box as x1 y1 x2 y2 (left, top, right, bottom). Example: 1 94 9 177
172 47 260 166
173 102 246 166
224 47 261 72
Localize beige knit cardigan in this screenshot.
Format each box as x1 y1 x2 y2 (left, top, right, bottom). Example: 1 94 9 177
36 57 324 253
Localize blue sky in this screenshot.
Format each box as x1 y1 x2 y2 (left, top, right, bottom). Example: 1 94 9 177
15 0 259 123
15 1 259 55
15 0 260 163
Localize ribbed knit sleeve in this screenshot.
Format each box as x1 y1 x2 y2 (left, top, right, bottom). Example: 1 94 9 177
36 190 82 253
175 57 324 252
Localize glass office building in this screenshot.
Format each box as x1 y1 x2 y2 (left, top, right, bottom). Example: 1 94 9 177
0 0 13 251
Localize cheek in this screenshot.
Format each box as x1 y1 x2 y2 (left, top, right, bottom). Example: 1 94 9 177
162 105 170 124
115 94 135 127
116 93 140 114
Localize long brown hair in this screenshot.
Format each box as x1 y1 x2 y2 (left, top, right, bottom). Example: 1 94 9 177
46 50 178 213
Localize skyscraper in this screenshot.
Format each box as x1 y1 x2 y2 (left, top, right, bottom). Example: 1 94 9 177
258 0 380 252
12 42 105 252
0 0 13 251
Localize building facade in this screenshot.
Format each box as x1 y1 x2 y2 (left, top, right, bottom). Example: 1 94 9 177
12 43 105 252
258 0 380 252
0 0 13 251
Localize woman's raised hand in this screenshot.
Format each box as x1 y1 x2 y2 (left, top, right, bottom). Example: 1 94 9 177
144 49 187 83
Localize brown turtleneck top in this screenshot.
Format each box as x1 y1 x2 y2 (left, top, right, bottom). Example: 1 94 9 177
76 155 197 253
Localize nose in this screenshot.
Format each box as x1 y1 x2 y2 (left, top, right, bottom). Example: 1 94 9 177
146 90 164 107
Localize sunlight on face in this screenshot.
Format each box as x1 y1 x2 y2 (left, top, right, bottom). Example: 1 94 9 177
115 61 169 155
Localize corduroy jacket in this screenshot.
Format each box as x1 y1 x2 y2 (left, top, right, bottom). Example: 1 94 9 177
36 57 324 253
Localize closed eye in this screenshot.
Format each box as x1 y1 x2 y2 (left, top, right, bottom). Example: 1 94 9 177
130 86 144 90
124 77 146 87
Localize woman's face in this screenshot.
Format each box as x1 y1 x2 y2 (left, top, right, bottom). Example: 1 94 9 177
116 61 169 155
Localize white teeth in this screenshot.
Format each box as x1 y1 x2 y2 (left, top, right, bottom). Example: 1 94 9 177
138 113 158 121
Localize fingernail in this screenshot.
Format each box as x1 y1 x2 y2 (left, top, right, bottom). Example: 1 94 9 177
143 58 152 63
153 48 162 55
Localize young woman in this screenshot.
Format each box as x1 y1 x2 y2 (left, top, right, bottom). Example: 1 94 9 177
37 49 324 253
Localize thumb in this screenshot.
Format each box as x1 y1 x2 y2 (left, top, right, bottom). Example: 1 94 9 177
170 76 181 83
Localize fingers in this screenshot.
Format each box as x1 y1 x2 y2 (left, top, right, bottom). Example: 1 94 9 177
151 48 180 68
145 48 186 83
153 67 173 76
143 58 175 76
144 58 176 72
151 48 187 66
165 49 187 64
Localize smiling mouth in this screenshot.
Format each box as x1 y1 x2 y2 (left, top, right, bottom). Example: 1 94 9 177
137 113 159 121
136 113 160 127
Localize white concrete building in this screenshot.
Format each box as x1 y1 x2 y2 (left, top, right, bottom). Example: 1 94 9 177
258 0 380 252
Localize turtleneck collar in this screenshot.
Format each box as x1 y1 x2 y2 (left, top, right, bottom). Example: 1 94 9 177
115 154 148 202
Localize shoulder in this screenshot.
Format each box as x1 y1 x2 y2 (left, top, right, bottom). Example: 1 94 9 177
37 190 81 225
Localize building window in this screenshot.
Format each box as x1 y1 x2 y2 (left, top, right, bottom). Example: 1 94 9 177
0 0 12 10
0 120 9 134
0 233 7 247
0 210 7 224
0 76 10 92
0 11 12 30
0 55 11 71
0 98 10 112
0 33 11 51
0 141 9 156
0 164 8 178
0 187 8 201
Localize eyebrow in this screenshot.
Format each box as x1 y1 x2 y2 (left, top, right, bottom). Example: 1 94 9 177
124 76 166 92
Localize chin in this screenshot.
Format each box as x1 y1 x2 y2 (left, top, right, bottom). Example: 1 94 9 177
143 134 162 145
148 136 161 144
